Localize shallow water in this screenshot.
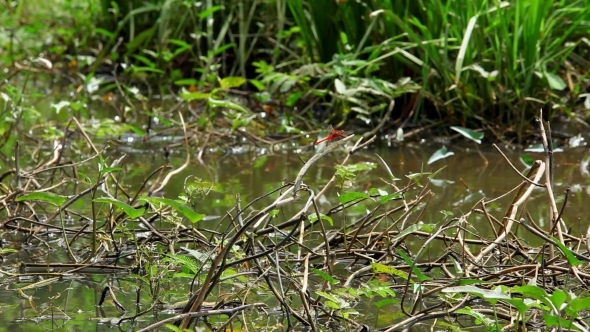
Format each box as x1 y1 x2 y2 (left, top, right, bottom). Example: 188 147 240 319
1 130 590 331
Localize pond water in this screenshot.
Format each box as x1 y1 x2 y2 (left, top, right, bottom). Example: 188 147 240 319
1 129 590 331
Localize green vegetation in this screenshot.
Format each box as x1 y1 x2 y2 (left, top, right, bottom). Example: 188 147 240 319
3 1 590 331
2 0 589 141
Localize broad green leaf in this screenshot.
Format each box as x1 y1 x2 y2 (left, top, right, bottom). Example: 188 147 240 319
308 213 333 226
219 76 246 89
371 262 408 280
544 71 566 91
374 299 400 308
549 289 568 310
312 268 339 285
543 313 582 331
324 301 342 309
427 146 454 165
551 236 582 266
440 210 453 217
249 79 265 91
512 285 548 301
450 126 484 144
16 192 68 206
338 191 370 204
94 197 145 219
316 291 341 304
144 197 205 223
286 91 302 106
368 188 388 196
568 297 590 315
456 307 497 329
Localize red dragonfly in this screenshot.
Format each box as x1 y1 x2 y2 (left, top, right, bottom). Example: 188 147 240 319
314 125 347 145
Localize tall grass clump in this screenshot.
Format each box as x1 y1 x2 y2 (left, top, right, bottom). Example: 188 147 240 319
289 0 590 139
6 0 588 137
94 0 282 84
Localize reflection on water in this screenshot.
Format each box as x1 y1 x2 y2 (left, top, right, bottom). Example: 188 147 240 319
156 143 590 237
2 140 590 331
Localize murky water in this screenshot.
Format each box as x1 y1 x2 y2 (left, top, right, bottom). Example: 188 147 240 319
1 132 590 331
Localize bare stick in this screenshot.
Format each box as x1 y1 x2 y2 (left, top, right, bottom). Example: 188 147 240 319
292 134 355 197
466 160 545 273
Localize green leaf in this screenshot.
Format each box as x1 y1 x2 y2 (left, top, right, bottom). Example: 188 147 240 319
0 248 17 255
397 250 431 281
94 197 145 219
520 154 535 168
427 146 455 165
198 5 223 19
174 79 198 86
551 236 583 267
379 193 402 204
312 268 339 285
371 262 408 280
16 192 68 206
369 188 388 196
549 289 568 310
132 67 164 74
338 191 370 204
182 92 211 101
219 76 246 89
324 300 342 309
316 291 342 305
286 91 302 106
543 313 581 331
94 28 115 40
450 126 484 144
249 79 265 91
512 285 548 301
374 299 400 308
143 197 205 223
456 307 497 329
504 298 530 315
568 297 590 315
544 71 566 91
308 213 333 226
375 153 400 181
391 223 433 242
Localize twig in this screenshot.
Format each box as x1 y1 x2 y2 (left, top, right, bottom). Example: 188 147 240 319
293 134 355 197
